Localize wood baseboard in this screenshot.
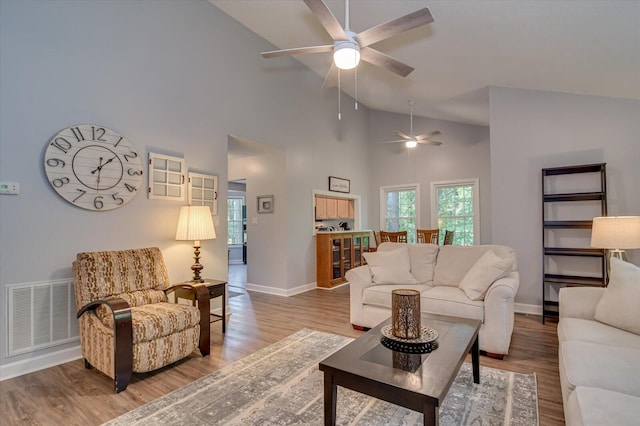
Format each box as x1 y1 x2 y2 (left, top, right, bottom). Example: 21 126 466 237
351 324 370 331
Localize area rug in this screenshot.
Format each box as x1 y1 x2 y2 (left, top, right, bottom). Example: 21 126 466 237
104 329 538 426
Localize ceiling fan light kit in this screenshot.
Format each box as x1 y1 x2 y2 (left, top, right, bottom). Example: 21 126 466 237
333 39 360 70
405 140 418 149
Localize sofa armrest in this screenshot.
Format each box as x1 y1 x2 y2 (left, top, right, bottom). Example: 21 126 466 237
483 272 519 355
558 287 605 320
346 265 374 326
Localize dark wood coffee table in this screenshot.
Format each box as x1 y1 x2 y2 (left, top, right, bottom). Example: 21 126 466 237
319 313 480 426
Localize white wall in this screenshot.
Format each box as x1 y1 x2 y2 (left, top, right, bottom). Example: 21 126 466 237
228 140 287 291
367 109 492 243
489 87 640 306
0 1 371 371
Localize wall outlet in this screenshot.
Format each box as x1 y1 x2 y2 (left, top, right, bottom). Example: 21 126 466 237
0 182 20 195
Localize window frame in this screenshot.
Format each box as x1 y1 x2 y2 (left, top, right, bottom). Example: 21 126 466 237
227 196 244 246
430 178 480 246
379 183 421 243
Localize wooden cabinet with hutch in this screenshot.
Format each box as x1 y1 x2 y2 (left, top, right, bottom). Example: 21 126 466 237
316 231 371 288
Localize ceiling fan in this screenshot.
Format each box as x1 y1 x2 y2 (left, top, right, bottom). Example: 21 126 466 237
381 101 443 148
261 0 434 88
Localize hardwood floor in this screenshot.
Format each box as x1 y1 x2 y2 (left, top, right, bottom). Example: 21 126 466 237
0 285 564 425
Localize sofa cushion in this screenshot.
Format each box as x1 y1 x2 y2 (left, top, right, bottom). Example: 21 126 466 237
558 317 640 349
433 245 516 287
421 286 484 321
458 250 513 300
362 284 433 309
377 242 439 284
363 246 417 285
407 243 439 283
566 386 640 426
595 257 640 335
560 341 640 397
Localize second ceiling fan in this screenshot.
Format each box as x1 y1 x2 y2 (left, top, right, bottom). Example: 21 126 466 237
261 0 434 88
381 100 443 148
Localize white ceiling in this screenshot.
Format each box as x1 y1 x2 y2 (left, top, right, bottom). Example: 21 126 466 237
210 0 640 126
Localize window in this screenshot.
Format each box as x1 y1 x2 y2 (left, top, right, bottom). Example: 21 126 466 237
380 184 420 243
227 197 244 245
431 179 479 246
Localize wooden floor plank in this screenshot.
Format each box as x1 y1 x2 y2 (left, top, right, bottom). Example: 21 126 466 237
0 286 564 425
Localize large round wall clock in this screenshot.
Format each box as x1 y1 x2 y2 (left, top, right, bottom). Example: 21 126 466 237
43 125 144 211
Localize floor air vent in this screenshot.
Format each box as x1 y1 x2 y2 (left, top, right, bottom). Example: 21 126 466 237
7 279 79 357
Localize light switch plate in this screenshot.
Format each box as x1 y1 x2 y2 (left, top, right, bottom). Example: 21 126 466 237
0 182 20 195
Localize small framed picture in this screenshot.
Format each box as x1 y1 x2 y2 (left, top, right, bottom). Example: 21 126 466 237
329 176 350 193
257 195 274 214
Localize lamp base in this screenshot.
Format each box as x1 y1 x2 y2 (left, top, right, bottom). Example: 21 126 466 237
605 249 627 285
191 244 204 283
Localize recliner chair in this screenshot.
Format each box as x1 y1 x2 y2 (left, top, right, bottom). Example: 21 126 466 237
73 247 210 393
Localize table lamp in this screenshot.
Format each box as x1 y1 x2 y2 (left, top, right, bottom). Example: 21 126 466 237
176 205 216 283
591 216 640 281
591 216 640 262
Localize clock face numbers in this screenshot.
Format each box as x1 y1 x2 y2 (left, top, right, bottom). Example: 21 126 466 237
44 125 143 211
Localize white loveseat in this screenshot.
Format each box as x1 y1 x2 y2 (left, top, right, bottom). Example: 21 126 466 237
346 242 519 357
557 258 640 426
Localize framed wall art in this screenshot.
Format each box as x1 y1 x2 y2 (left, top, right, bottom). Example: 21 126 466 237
329 176 350 193
188 172 218 215
148 152 185 200
257 195 274 214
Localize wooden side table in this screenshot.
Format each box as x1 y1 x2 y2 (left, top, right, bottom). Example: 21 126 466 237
174 279 226 333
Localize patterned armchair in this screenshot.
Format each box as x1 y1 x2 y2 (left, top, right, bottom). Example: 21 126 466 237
73 247 210 393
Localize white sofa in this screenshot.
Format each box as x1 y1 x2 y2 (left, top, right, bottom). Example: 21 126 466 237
346 242 519 357
558 286 640 426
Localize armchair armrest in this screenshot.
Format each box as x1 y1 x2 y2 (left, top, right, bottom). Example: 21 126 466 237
77 298 132 393
165 283 210 356
559 287 605 320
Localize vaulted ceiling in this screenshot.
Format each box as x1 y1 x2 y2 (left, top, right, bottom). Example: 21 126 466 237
211 0 640 126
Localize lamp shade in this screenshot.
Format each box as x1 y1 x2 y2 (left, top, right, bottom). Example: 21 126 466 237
175 205 216 242
591 216 640 249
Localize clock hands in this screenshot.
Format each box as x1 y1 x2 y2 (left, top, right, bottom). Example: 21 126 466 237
91 156 117 190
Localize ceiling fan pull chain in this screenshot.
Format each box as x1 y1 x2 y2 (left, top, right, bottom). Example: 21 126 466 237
354 66 358 110
338 69 341 120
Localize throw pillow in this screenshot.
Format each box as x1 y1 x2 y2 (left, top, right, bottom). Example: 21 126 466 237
595 257 640 335
363 246 418 285
458 249 513 300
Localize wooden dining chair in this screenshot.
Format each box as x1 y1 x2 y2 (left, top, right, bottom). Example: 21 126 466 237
416 228 439 244
379 230 408 243
443 230 455 245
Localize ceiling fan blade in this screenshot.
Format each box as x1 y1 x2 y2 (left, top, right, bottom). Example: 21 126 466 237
360 47 414 77
355 8 434 48
414 130 442 140
303 0 348 41
322 63 339 88
393 131 412 140
379 139 408 144
417 140 443 146
261 45 333 58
